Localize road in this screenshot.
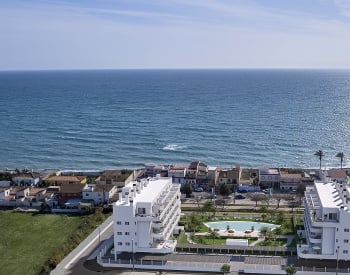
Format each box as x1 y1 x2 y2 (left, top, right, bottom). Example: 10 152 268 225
51 215 114 275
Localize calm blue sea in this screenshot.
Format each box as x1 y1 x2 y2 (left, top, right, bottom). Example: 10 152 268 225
0 69 349 170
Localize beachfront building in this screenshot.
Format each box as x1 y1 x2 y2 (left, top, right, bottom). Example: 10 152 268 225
279 173 302 192
44 175 87 186
167 165 187 184
12 172 40 186
259 167 280 190
299 180 350 261
217 165 242 190
113 177 181 256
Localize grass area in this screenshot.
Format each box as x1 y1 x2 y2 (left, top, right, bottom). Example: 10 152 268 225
177 231 189 244
0 211 85 275
255 239 287 246
192 235 258 245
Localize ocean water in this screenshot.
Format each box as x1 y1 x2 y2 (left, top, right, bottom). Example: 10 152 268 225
0 69 350 170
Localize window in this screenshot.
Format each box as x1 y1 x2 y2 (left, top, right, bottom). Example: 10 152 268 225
344 239 349 243
116 221 122 225
138 208 146 215
125 232 130 235
125 222 129 225
345 228 350 232
126 242 130 246
85 193 89 196
117 232 122 235
118 242 122 246
344 250 348 254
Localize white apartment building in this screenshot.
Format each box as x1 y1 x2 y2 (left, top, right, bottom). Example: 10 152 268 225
299 180 350 260
82 184 118 205
113 177 181 256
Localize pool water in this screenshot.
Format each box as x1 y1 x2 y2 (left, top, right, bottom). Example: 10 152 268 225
205 221 278 232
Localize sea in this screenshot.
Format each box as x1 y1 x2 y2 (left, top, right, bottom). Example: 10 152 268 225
0 69 349 171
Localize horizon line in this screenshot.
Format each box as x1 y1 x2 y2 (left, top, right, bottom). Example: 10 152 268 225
1 67 350 73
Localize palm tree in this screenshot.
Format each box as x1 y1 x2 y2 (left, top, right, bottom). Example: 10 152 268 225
314 150 324 170
336 152 345 169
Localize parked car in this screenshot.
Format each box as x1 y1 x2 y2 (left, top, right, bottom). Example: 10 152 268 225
194 187 203 192
235 194 245 199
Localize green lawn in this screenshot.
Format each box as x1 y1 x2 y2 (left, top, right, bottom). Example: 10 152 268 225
0 211 85 275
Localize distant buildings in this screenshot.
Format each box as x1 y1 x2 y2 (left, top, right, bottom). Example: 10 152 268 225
113 177 181 255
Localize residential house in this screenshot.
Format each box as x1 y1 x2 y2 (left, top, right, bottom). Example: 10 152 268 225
82 184 118 205
12 172 40 186
29 188 47 203
0 187 11 200
168 165 187 184
185 161 208 186
207 167 219 189
144 164 168 178
56 184 84 206
113 177 181 256
217 165 242 191
280 173 302 192
259 167 280 190
44 175 87 186
95 170 133 188
327 169 348 184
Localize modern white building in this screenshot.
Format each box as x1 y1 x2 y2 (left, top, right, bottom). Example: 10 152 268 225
299 180 350 260
113 177 181 256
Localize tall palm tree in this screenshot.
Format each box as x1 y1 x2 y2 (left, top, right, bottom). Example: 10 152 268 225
314 150 324 170
336 152 345 169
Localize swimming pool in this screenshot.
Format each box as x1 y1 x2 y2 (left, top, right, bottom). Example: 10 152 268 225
205 221 278 232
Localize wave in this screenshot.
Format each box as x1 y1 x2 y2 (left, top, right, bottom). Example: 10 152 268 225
162 144 187 151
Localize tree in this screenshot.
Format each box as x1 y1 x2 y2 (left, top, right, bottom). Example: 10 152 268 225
314 150 324 170
181 183 192 198
219 183 231 196
285 265 296 275
188 212 201 232
201 200 216 218
247 192 267 207
208 228 220 251
336 152 345 169
220 264 231 274
272 193 286 209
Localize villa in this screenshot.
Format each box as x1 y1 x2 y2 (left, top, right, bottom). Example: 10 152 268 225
112 177 181 256
299 180 350 261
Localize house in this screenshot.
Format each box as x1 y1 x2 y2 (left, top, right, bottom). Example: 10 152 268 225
299 180 350 261
327 169 348 184
280 173 302 192
12 172 40 186
82 184 118 205
259 167 280 190
144 164 168 178
29 188 47 203
217 165 242 190
207 166 219 189
56 184 84 205
44 175 87 186
95 170 133 187
113 177 181 256
184 161 208 185
0 187 11 200
168 165 187 184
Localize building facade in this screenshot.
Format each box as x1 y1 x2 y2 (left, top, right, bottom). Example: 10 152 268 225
299 180 350 261
113 177 181 256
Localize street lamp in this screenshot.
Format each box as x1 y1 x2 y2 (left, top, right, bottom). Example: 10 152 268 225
336 246 340 275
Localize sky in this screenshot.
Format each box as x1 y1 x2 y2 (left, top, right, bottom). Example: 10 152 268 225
1 0 350 70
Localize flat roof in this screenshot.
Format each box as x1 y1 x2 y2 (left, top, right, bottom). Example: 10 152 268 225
315 181 340 209
118 177 170 205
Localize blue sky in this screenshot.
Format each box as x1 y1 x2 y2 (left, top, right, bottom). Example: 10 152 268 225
1 0 350 70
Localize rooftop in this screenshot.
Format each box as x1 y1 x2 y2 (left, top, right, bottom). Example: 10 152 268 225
315 181 341 209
